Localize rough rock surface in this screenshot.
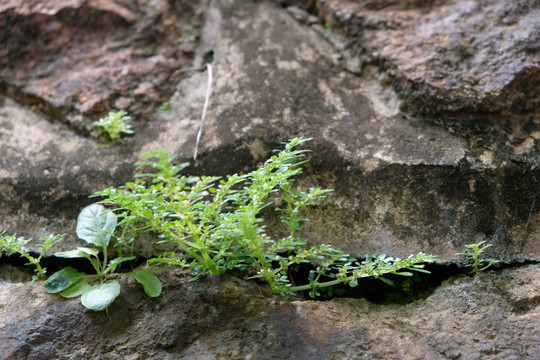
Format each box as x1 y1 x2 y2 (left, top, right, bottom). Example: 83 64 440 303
0 0 201 133
2 0 537 261
313 0 540 118
0 264 538 359
0 0 539 358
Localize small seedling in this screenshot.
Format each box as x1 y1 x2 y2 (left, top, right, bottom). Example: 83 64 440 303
456 241 498 274
44 204 161 311
159 102 171 112
0 231 63 280
93 110 134 142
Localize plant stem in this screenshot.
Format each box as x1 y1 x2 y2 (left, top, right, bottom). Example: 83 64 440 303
288 274 365 293
184 219 220 275
30 257 46 278
102 244 108 275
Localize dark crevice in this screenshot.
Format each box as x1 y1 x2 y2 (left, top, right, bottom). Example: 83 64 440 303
1 251 539 306
288 259 540 304
288 261 462 304
0 252 147 281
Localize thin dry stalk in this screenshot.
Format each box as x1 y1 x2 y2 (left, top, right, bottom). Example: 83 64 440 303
194 63 213 160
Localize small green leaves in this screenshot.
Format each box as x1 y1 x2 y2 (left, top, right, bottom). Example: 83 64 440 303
60 280 91 298
93 110 134 143
0 232 63 279
457 241 498 274
76 204 117 248
81 281 121 311
159 102 171 112
36 138 441 312
108 256 136 270
43 202 161 311
55 247 100 259
44 267 82 294
133 270 162 297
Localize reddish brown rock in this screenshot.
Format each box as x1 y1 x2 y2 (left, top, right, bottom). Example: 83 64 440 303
0 264 538 359
313 0 540 118
0 0 538 262
0 0 202 134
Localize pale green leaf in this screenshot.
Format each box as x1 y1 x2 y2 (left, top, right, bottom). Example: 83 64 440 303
44 267 82 294
76 204 117 247
133 270 162 297
394 271 414 277
55 247 99 259
59 279 91 298
77 247 100 257
55 249 89 259
108 256 136 270
81 280 121 311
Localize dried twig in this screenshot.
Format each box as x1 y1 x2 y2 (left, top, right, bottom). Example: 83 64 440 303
171 65 208 79
194 63 213 160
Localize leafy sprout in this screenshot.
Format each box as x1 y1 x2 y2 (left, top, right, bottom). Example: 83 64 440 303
93 110 134 143
159 102 171 112
456 241 498 274
44 204 162 311
0 231 63 280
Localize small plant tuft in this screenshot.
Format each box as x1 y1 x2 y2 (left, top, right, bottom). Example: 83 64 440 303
93 110 134 143
43 204 162 311
0 231 63 280
159 102 171 112
96 138 437 298
456 240 498 274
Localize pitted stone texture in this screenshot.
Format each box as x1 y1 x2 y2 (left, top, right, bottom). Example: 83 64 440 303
0 0 538 262
165 0 539 262
170 0 465 168
0 97 139 249
314 0 540 118
0 265 538 359
0 0 201 133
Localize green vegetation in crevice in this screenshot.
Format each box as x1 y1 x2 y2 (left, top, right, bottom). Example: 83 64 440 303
43 204 161 311
0 232 63 280
93 110 134 143
289 261 462 304
9 138 516 310
456 240 499 274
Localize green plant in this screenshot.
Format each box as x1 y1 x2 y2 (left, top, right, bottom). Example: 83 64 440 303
43 204 161 311
456 240 498 274
95 138 437 297
159 102 171 112
0 232 63 280
93 110 134 142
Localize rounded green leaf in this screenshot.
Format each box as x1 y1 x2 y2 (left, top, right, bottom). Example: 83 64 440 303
55 247 99 259
107 256 136 270
81 280 121 311
133 270 162 297
77 247 100 257
76 204 117 247
44 267 82 294
59 279 91 298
